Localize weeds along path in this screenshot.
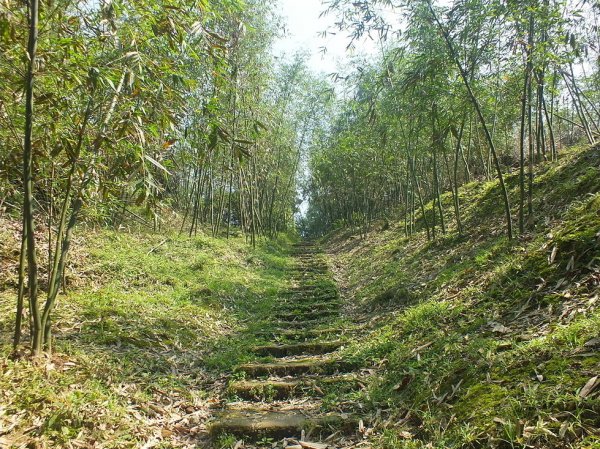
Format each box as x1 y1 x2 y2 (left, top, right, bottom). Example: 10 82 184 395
209 242 362 446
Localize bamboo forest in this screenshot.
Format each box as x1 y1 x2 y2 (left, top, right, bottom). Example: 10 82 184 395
1 0 600 448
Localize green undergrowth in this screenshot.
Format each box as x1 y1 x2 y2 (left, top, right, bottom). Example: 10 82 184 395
0 225 296 448
324 144 600 449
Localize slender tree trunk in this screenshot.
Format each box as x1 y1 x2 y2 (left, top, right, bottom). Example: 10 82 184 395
537 65 551 163
404 154 411 237
182 164 199 235
22 0 41 356
451 122 465 236
463 117 472 181
548 69 558 159
42 193 84 350
527 22 535 229
519 30 532 234
410 155 430 240
188 165 201 237
13 217 27 350
431 111 446 235
542 93 557 163
48 163 54 276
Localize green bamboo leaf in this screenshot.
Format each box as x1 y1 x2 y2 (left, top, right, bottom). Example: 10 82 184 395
144 154 172 176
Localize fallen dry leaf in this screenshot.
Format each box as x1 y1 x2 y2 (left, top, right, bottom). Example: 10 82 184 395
579 376 599 398
398 430 414 439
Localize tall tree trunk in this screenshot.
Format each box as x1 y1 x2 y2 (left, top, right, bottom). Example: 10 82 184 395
22 0 41 355
432 109 446 235
13 217 27 350
519 26 532 234
409 155 430 240
450 121 465 236
404 154 411 237
527 23 535 229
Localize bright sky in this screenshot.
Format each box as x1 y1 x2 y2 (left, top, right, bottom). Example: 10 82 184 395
272 0 383 75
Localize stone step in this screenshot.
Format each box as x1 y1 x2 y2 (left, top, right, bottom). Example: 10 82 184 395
290 273 329 280
208 243 365 446
280 291 339 300
275 300 341 312
209 407 355 440
292 261 323 265
290 251 321 256
292 263 328 268
274 312 341 321
290 269 329 275
253 326 348 341
276 309 339 322
253 340 344 357
237 357 348 377
290 277 330 283
287 284 333 292
290 275 328 280
283 291 338 300
277 296 341 306
228 375 362 401
275 312 339 325
291 263 328 269
274 317 343 329
281 292 335 300
278 299 339 308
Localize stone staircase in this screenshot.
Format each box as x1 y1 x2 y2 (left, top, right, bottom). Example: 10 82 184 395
209 242 360 445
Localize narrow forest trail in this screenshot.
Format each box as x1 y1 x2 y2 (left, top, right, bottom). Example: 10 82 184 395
209 242 362 446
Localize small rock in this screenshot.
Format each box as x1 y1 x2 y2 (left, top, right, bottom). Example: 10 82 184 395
489 322 510 334
584 337 600 348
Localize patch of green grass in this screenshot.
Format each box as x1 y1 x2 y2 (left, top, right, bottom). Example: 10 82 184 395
216 432 239 449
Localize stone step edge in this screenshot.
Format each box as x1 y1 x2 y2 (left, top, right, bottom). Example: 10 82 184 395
208 410 358 440
253 340 345 357
227 375 364 400
237 358 357 377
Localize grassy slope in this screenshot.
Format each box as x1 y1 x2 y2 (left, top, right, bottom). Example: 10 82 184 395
0 224 296 448
323 144 600 449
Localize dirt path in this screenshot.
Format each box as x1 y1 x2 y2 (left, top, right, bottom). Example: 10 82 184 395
208 242 361 447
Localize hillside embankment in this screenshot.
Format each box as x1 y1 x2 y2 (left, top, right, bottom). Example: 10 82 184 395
320 143 600 448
